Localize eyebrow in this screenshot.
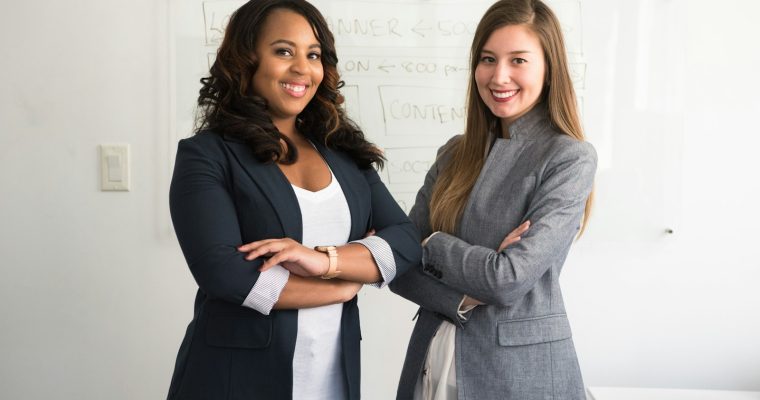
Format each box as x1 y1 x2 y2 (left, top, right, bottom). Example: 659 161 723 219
269 39 321 50
481 49 532 55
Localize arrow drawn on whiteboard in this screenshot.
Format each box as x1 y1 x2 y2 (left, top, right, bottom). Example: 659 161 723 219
377 62 396 73
411 20 433 37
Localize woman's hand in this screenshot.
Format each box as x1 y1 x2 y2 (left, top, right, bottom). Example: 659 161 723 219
462 221 530 307
462 295 484 307
498 220 530 251
238 238 329 277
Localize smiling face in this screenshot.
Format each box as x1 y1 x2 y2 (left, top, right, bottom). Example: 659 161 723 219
475 24 546 131
252 9 324 129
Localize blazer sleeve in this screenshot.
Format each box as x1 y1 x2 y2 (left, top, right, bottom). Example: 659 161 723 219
389 138 470 324
169 138 263 305
360 167 422 282
421 140 597 307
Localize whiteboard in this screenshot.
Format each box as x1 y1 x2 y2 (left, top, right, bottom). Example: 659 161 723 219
166 0 760 395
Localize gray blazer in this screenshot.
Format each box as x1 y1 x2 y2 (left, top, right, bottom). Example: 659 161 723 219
390 105 596 400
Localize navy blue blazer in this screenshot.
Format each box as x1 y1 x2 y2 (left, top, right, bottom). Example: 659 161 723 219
167 132 421 400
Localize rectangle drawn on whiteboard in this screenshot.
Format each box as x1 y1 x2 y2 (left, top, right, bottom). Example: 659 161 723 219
200 1 491 49
321 1 489 48
379 86 466 137
384 147 437 185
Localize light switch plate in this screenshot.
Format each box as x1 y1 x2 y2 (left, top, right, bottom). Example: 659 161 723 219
100 144 130 191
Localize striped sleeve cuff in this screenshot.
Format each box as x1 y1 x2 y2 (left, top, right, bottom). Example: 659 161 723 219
242 265 290 315
351 235 396 288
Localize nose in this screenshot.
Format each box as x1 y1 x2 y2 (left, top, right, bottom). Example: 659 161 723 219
290 54 309 75
492 61 512 84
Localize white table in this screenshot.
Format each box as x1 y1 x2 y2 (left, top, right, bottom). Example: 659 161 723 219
587 387 760 400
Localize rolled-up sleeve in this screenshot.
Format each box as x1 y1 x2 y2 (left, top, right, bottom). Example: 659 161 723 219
352 235 396 288
170 138 265 305
360 167 422 282
242 265 290 315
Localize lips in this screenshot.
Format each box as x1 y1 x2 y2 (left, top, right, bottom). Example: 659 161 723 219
280 82 308 98
491 89 518 102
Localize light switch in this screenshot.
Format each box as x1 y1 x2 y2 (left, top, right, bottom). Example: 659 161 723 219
100 144 130 191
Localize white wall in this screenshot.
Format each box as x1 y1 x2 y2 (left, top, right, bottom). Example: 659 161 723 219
0 1 192 398
0 1 758 400
566 0 760 391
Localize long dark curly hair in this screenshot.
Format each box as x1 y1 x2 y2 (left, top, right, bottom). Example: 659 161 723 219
195 0 384 169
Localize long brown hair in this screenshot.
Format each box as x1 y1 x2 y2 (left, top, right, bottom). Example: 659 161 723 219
429 0 593 234
195 0 383 169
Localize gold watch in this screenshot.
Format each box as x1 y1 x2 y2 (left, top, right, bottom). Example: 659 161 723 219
314 245 340 279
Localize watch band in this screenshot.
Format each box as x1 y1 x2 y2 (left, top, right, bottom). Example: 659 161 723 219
314 245 340 279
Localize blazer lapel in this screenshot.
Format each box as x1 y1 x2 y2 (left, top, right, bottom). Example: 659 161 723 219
313 141 366 241
223 137 303 242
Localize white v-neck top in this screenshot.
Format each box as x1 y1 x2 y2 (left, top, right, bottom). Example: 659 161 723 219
291 170 351 400
241 160 400 397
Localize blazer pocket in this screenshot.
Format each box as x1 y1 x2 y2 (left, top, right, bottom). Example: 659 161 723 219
497 314 572 347
205 309 272 349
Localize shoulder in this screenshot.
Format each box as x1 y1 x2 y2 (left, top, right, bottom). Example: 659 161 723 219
437 134 462 157
431 134 463 170
542 130 597 166
177 131 229 158
179 130 225 148
173 131 235 175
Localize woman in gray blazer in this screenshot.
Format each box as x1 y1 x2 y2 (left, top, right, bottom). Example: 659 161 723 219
390 1 596 399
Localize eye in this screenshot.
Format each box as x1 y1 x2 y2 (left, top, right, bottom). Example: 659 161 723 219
308 51 322 60
512 57 528 64
479 55 496 64
274 47 293 57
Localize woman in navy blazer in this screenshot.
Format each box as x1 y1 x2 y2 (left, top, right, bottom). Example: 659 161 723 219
166 1 421 399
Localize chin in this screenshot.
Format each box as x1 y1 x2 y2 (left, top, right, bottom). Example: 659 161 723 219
489 107 514 120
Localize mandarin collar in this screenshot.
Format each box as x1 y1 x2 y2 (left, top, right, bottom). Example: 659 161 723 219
505 102 549 140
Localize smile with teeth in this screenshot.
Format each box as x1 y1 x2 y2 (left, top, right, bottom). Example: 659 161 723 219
492 89 518 99
281 82 307 93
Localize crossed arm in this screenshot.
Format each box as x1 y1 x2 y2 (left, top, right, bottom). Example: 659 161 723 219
390 139 596 321
237 240 381 311
170 138 419 312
